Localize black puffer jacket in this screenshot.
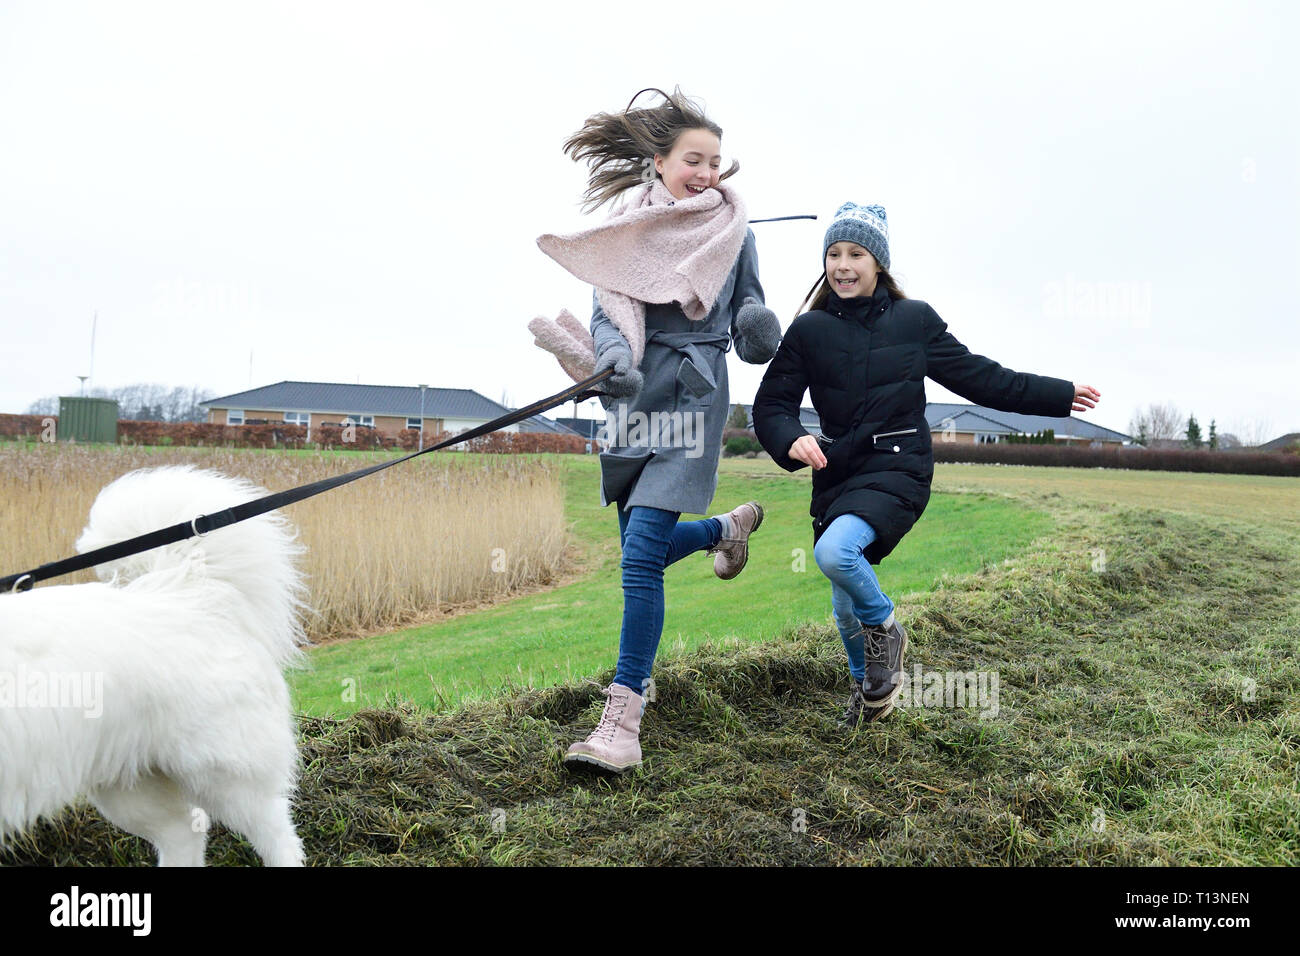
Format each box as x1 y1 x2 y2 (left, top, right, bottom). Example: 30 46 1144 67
753 283 1075 564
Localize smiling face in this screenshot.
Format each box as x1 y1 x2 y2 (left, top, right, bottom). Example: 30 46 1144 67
653 127 722 200
825 241 880 298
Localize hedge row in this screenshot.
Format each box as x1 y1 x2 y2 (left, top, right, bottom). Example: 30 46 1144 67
117 420 312 448
0 414 590 455
932 440 1300 476
7 412 1294 473
452 430 589 455
722 428 763 457
0 413 55 440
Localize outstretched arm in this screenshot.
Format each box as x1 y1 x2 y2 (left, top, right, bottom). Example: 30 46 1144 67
922 303 1076 416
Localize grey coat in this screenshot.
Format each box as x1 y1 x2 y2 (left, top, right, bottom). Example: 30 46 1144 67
591 227 768 515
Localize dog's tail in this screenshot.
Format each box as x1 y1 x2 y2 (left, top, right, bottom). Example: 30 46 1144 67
75 465 310 668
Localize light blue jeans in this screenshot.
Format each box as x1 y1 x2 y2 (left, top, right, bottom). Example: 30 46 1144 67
813 514 895 682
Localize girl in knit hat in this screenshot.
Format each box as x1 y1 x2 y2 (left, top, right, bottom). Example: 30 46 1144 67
529 87 783 773
753 202 1101 726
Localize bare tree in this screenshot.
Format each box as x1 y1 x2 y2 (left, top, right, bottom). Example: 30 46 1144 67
1149 403 1184 442
1128 402 1183 445
22 384 214 422
179 385 211 423
25 396 59 415
1227 418 1274 448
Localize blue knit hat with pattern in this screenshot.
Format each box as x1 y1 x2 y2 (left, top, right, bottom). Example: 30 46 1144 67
823 202 890 271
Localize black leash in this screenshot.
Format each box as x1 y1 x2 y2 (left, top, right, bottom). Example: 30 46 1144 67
4 214 813 596
1 369 613 594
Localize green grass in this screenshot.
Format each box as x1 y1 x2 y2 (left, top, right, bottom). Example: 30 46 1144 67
10 481 1298 866
6 448 1297 865
290 455 1055 716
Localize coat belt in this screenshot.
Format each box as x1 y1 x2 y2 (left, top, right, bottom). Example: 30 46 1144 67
646 330 731 398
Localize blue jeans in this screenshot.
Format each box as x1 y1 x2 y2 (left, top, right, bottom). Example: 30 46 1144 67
612 504 722 693
813 514 895 682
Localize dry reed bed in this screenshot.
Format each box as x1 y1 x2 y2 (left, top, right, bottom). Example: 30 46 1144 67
0 443 569 640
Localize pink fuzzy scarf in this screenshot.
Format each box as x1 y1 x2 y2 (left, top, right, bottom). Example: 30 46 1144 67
529 179 747 381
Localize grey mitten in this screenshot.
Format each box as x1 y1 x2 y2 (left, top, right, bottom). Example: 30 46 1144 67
735 296 783 363
594 345 644 399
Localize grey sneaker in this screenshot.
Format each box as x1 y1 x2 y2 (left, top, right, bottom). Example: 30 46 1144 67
707 501 764 580
861 614 907 709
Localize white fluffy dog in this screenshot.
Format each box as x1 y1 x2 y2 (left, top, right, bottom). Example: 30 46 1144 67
0 466 311 866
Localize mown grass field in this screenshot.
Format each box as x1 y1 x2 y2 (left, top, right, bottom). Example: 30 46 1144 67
4 453 1297 866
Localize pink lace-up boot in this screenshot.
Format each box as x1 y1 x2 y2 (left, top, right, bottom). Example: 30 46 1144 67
563 683 645 774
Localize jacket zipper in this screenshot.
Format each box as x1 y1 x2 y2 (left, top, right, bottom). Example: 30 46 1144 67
872 427 919 442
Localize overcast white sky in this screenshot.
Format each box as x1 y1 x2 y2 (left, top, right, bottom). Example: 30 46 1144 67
2 0 1297 441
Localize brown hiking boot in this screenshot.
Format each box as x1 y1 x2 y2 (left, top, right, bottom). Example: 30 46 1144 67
707 501 764 580
839 678 894 728
563 683 645 775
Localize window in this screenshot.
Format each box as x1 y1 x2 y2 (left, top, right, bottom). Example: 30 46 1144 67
976 433 1001 444
228 409 245 425
407 417 423 430
342 415 374 427
284 412 309 426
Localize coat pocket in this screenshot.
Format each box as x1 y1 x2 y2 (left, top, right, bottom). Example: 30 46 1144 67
673 356 715 413
871 426 920 454
816 429 847 463
814 429 854 484
676 354 714 399
599 447 657 504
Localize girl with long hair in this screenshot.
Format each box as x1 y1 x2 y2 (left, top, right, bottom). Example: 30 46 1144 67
529 87 783 773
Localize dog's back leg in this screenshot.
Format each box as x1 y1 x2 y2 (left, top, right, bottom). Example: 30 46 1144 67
198 783 305 867
89 773 207 867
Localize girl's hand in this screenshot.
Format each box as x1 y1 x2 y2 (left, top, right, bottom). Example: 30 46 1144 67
734 297 782 364
788 435 827 469
1072 384 1101 412
595 345 643 399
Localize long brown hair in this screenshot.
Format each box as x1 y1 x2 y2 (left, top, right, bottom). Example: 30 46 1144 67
796 266 907 320
562 86 740 213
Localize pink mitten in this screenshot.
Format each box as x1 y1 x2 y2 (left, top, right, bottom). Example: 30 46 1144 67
528 309 597 383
